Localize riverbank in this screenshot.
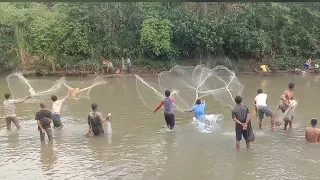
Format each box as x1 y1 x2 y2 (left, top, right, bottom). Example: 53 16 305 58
16 66 319 78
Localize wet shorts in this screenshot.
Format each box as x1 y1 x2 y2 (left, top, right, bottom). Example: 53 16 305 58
236 127 249 142
257 106 273 120
51 114 63 128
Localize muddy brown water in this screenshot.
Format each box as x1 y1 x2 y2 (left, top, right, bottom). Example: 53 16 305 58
0 74 320 180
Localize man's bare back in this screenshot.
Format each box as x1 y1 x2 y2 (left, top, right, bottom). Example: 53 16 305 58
305 127 320 143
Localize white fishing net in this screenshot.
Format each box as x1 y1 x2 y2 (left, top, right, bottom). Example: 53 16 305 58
60 76 107 99
6 72 64 103
275 100 298 126
6 73 107 102
135 65 244 112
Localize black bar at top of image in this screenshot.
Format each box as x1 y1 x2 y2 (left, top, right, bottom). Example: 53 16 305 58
4 0 320 2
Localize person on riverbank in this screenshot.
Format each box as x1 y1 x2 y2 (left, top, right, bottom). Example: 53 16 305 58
232 96 254 149
305 118 320 143
279 82 295 130
303 58 312 70
51 89 73 130
87 103 109 136
126 57 132 75
185 99 209 127
36 103 53 142
154 90 177 131
3 93 30 130
254 89 275 130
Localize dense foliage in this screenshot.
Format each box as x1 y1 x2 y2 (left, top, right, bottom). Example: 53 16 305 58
0 2 319 72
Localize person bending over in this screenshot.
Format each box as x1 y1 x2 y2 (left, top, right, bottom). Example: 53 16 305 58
154 90 177 130
254 89 275 130
185 99 209 126
36 103 53 142
232 96 251 149
3 93 30 130
305 118 320 143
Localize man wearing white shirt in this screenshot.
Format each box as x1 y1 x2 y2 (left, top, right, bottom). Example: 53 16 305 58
254 89 275 130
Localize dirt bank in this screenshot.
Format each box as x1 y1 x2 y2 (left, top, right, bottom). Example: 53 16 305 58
7 65 319 78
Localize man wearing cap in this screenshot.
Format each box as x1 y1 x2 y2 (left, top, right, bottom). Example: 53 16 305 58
254 88 275 130
305 118 320 143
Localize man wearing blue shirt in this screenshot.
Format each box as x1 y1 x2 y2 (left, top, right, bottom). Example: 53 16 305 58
186 99 209 126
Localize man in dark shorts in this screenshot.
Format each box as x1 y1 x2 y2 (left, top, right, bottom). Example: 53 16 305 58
254 89 275 130
35 103 53 142
154 90 177 130
87 103 107 136
232 96 252 149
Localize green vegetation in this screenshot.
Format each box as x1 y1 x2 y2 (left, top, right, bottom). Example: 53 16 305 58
0 2 319 72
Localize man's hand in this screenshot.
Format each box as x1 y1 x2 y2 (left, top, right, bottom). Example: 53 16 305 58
243 124 248 130
41 129 46 134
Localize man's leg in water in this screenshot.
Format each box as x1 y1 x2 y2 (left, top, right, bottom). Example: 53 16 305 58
164 114 170 128
169 114 175 130
40 130 45 141
242 130 250 148
5 117 12 130
284 121 289 130
235 128 242 149
11 116 20 129
257 108 264 129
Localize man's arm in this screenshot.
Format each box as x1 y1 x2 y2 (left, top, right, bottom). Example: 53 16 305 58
154 100 164 113
245 106 251 125
232 111 244 126
61 90 73 102
37 120 45 133
305 130 308 141
15 96 30 104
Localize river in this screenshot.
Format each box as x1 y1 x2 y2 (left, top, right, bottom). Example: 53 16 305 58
0 74 320 180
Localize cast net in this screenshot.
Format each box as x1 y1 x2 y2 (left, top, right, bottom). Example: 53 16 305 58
6 73 107 102
135 65 244 112
60 76 107 99
6 72 64 102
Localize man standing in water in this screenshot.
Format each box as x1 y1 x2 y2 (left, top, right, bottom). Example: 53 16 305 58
87 103 109 136
254 89 275 130
279 82 295 130
51 90 73 130
3 93 30 130
35 103 53 142
305 118 320 143
232 96 252 149
154 90 177 130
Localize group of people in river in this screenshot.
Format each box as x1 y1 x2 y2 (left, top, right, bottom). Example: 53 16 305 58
153 82 320 149
3 79 320 148
3 88 111 142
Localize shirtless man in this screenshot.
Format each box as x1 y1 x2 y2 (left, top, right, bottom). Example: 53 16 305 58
305 118 320 143
279 82 295 130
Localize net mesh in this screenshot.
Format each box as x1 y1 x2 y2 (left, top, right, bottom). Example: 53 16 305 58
135 65 244 112
6 73 64 102
6 73 107 102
